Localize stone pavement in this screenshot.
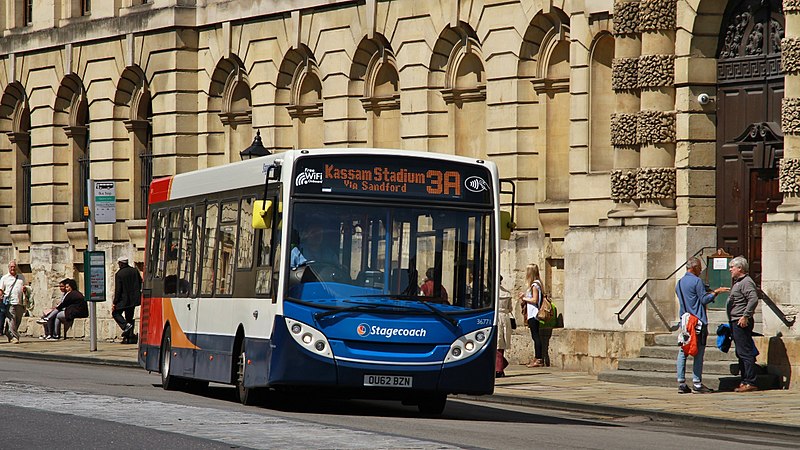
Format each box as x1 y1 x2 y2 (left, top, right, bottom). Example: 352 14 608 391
0 338 798 436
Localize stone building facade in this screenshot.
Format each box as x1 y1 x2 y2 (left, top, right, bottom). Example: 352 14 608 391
0 0 798 386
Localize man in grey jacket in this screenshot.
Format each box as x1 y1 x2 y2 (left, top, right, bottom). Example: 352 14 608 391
727 256 760 392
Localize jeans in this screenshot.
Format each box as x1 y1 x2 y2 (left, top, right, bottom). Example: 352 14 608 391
53 311 68 338
731 319 757 386
677 323 708 385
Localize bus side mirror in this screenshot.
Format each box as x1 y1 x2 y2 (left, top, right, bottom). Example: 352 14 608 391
500 211 515 240
252 200 274 229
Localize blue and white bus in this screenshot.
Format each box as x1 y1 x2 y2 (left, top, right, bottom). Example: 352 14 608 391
139 149 505 414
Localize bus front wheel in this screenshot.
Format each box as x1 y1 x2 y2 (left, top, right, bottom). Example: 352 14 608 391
235 342 264 406
160 328 181 391
417 394 447 415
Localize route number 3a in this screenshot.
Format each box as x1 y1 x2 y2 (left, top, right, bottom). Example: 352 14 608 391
426 170 461 196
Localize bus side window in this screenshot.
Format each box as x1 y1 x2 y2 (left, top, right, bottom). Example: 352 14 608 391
163 209 181 296
191 206 205 296
237 197 255 270
177 205 194 297
215 200 239 296
155 210 167 279
146 209 164 280
255 196 276 297
200 203 219 296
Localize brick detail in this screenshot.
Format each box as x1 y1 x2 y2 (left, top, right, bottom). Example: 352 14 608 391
782 97 800 135
613 1 640 35
638 54 674 88
636 167 676 200
782 38 800 74
612 58 638 91
611 169 638 201
780 158 800 194
640 0 676 32
611 113 638 146
636 110 676 144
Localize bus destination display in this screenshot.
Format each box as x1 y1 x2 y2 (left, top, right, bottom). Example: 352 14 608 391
293 155 492 204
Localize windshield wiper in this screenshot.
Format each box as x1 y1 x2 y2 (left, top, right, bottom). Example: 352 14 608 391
313 304 383 321
348 296 459 327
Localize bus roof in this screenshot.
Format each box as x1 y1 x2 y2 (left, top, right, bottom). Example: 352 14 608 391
150 148 497 204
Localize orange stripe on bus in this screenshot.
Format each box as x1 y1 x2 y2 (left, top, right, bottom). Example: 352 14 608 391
162 299 200 350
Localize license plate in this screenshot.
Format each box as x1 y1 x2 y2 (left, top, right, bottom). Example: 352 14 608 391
363 374 413 388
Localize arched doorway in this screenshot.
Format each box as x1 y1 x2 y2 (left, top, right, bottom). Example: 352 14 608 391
716 0 784 283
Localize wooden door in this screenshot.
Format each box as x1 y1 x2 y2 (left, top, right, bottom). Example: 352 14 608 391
716 0 784 282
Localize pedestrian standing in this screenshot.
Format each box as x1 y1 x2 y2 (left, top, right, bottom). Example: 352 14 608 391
675 257 728 394
727 256 760 392
519 263 545 368
496 275 513 377
0 260 26 343
113 257 142 344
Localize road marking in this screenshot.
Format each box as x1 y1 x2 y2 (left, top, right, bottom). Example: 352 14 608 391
0 383 456 449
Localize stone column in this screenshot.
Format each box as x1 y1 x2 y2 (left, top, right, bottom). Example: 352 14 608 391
779 1 800 217
633 0 676 221
608 0 641 218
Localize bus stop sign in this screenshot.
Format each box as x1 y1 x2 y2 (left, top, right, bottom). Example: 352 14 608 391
94 181 117 224
84 251 107 302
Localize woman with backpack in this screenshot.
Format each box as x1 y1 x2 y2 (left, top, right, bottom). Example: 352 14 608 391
520 263 545 368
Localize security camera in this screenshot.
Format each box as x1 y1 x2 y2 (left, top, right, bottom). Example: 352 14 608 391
697 93 711 105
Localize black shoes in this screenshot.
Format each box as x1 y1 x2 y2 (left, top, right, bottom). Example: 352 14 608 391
121 323 134 336
678 383 691 394
692 384 714 394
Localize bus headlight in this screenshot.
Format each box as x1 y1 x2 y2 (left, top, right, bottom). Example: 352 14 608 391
284 318 333 359
444 327 492 364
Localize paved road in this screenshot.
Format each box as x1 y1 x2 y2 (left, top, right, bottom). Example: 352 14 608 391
0 357 796 449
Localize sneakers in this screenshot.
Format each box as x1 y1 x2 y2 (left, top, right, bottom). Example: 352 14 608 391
692 384 714 394
734 383 759 393
36 318 47 324
122 323 134 336
678 383 692 394
39 335 51 340
10 338 19 344
45 336 59 341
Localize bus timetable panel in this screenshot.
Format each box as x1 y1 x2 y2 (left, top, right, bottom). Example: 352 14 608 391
292 155 493 205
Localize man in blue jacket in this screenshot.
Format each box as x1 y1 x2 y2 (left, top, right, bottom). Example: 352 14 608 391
676 257 728 394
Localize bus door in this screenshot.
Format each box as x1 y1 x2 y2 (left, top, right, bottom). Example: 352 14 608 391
167 205 203 377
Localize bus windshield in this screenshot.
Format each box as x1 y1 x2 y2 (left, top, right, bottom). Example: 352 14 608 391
285 201 494 312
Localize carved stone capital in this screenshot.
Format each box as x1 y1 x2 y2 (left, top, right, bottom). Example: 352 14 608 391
611 169 638 201
611 113 638 146
613 1 640 36
782 37 800 74
219 110 252 126
782 98 800 135
785 0 800 13
636 167 676 200
638 54 675 88
287 102 323 119
612 58 638 91
780 158 800 194
636 110 676 144
442 86 487 104
640 0 676 32
361 94 400 112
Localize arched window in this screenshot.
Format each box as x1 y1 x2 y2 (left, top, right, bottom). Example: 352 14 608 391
0 83 31 224
278 46 323 150
55 75 90 221
352 35 401 149
589 33 615 173
211 57 253 163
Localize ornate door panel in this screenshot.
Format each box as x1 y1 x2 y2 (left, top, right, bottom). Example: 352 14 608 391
716 0 784 282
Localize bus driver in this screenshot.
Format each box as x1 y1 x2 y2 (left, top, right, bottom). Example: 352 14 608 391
290 222 339 268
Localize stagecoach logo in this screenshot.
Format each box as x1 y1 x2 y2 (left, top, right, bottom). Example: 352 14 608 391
356 322 427 339
464 176 489 193
296 168 323 186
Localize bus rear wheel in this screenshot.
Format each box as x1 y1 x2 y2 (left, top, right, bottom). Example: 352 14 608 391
235 342 264 406
417 394 447 415
160 329 181 391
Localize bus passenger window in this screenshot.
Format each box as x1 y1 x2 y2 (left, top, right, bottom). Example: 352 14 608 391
255 224 273 296
215 200 238 296
147 209 164 279
191 210 205 296
163 209 181 295
200 203 219 296
238 197 255 269
177 205 194 297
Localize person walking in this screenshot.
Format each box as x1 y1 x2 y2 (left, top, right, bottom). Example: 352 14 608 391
727 256 760 392
0 260 26 343
113 256 142 344
520 263 545 368
675 257 728 394
496 275 513 377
